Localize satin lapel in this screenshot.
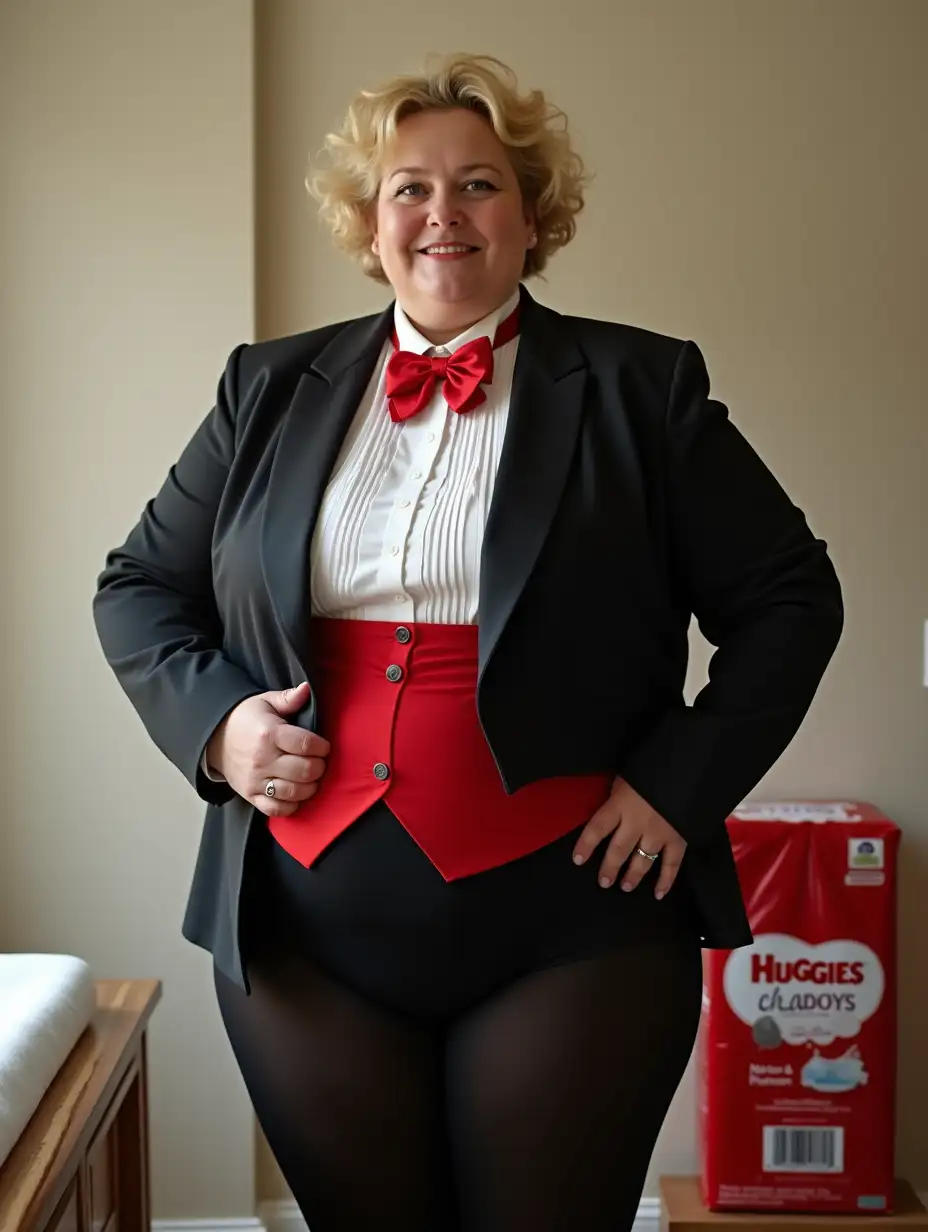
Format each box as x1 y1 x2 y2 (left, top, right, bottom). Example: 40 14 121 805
260 305 394 676
478 289 587 677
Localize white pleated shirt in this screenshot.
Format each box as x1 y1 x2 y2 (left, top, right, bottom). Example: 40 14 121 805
308 288 522 625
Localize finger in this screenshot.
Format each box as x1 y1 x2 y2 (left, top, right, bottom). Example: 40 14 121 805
654 844 685 899
274 724 331 759
572 800 622 866
274 753 327 785
269 681 312 715
250 780 319 817
250 776 300 805
595 827 641 888
261 777 320 805
251 793 299 818
617 848 661 893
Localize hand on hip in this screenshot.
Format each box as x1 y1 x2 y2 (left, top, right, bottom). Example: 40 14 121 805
572 776 686 900
205 681 330 816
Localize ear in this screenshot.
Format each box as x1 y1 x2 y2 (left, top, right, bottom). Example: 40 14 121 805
362 196 380 255
524 205 538 247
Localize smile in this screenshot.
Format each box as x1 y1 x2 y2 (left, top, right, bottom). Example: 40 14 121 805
418 244 479 257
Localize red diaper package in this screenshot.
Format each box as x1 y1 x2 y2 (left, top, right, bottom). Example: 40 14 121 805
700 801 900 1214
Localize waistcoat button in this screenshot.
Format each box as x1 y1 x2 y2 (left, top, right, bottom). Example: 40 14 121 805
373 762 390 781
395 626 412 644
386 664 403 683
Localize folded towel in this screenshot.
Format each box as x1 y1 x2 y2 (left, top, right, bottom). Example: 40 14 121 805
0 954 95 1171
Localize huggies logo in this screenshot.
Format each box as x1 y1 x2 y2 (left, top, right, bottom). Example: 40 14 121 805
724 935 885 1046
751 955 866 986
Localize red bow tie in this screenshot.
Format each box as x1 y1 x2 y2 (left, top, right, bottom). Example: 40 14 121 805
385 305 520 423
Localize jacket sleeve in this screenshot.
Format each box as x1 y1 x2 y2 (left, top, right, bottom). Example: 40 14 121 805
93 345 263 806
618 340 844 846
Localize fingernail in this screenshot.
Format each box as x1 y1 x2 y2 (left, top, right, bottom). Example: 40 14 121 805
656 890 665 901
599 876 612 889
620 881 633 892
573 853 585 865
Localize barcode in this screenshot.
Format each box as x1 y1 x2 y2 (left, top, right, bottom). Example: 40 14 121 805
763 1126 844 1173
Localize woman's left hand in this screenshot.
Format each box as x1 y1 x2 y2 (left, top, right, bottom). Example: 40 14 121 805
573 776 687 899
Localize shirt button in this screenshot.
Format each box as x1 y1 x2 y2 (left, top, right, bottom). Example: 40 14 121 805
398 499 411 509
395 594 404 603
390 545 400 556
427 432 436 443
395 626 411 644
412 471 422 480
373 762 390 781
386 664 403 683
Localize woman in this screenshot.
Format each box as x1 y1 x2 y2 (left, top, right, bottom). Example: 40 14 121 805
93 54 843 1232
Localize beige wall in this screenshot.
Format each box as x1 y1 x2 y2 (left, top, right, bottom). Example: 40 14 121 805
255 0 928 1205
3 0 926 1221
0 0 258 1221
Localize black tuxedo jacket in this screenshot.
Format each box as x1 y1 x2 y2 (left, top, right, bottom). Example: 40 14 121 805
93 285 843 991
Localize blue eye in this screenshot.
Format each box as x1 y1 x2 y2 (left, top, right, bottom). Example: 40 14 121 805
393 180 498 198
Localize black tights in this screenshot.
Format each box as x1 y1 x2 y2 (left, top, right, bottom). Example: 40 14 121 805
214 935 702 1231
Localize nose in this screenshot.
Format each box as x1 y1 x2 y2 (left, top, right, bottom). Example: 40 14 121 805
427 187 463 230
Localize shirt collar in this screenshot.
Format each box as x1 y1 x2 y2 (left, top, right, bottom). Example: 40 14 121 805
393 286 522 356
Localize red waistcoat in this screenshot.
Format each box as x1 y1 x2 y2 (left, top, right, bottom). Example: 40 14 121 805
268 619 612 879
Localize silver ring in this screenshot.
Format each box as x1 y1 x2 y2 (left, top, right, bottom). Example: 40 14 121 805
635 846 659 862
264 780 276 798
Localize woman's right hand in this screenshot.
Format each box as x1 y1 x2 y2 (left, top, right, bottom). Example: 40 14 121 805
205 681 330 817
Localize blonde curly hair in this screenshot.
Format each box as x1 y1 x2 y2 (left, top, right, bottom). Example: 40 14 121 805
307 54 588 283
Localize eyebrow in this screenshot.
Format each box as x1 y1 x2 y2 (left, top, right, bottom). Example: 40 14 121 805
387 163 503 180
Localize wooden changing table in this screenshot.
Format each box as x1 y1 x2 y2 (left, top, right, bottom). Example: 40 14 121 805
0 979 161 1232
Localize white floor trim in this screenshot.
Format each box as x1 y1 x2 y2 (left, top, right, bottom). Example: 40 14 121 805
259 1200 305 1232
152 1219 265 1232
159 1191 928 1232
635 1196 662 1232
258 1195 662 1232
259 1199 305 1232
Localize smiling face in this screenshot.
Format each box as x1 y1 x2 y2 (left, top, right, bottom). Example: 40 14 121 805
372 107 535 343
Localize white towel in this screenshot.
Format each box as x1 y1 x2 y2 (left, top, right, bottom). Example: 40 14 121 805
0 954 95 1170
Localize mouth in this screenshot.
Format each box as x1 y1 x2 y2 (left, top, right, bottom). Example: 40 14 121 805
417 243 480 259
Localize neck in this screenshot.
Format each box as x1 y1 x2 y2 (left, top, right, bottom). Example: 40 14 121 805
410 321 470 346
400 288 519 346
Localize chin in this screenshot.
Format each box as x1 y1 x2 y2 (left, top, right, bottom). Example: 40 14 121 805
415 280 483 305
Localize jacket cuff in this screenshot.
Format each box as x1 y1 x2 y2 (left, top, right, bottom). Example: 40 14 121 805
200 749 227 783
